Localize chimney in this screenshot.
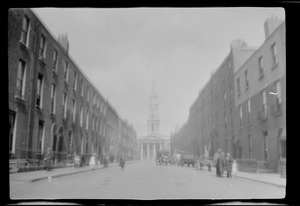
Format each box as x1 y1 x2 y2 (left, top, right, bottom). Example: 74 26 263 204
230 38 248 50
57 33 69 54
264 15 284 39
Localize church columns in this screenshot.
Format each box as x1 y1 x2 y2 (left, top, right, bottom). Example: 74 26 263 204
159 142 162 151
141 143 143 160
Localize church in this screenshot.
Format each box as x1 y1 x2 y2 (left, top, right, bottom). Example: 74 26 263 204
137 80 170 160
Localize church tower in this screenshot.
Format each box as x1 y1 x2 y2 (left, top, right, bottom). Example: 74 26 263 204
148 78 160 135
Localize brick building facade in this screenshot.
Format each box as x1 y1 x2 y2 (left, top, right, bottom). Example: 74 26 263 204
233 18 286 170
8 8 137 163
171 17 285 171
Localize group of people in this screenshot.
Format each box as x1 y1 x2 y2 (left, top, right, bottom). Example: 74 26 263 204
43 148 126 172
215 149 237 178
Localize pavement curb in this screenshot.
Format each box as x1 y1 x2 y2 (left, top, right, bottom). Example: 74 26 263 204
30 164 115 182
207 168 286 188
235 175 286 188
29 160 139 183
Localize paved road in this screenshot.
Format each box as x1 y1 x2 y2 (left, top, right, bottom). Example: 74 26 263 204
10 161 285 199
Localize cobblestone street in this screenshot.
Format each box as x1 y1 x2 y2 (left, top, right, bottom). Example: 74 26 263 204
10 161 285 200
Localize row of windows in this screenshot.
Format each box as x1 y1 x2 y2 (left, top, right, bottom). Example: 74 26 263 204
197 82 282 133
238 80 282 127
12 13 135 155
20 14 104 110
236 42 279 95
10 111 105 154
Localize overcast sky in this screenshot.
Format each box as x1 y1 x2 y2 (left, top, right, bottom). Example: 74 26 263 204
32 7 284 138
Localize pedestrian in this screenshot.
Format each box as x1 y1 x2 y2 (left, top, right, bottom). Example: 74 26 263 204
225 153 233 178
215 149 222 177
119 156 126 171
232 159 238 178
44 148 52 171
219 152 226 177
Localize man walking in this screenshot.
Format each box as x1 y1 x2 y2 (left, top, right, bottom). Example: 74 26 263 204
119 156 126 172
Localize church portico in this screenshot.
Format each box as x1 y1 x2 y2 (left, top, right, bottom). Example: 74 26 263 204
140 140 164 160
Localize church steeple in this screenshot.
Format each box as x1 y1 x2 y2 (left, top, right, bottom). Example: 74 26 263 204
148 77 160 135
151 76 156 96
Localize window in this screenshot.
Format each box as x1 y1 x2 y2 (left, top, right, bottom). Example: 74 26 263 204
51 84 56 114
95 117 98 132
72 99 76 123
224 110 227 130
80 105 83 127
275 81 282 105
36 73 43 108
92 115 95 130
262 90 267 117
229 85 233 98
87 85 90 102
20 15 30 46
239 105 243 127
271 43 278 66
248 135 252 158
53 49 58 72
64 61 69 82
39 34 47 59
93 92 96 106
237 78 241 95
16 59 26 98
63 92 67 118
9 110 16 154
80 79 84 96
258 56 264 79
86 109 89 130
228 59 232 68
245 70 249 90
73 71 77 91
69 131 73 154
230 106 233 129
247 99 251 124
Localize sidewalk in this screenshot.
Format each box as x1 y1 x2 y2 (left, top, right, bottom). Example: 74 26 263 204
10 160 138 183
208 167 286 188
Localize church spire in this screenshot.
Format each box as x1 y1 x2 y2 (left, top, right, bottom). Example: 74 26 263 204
148 76 159 135
151 73 156 96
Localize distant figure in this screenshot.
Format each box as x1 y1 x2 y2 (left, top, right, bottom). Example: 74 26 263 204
217 152 226 177
119 157 126 171
215 149 222 177
232 160 238 178
44 148 52 171
225 153 233 178
103 156 109 168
